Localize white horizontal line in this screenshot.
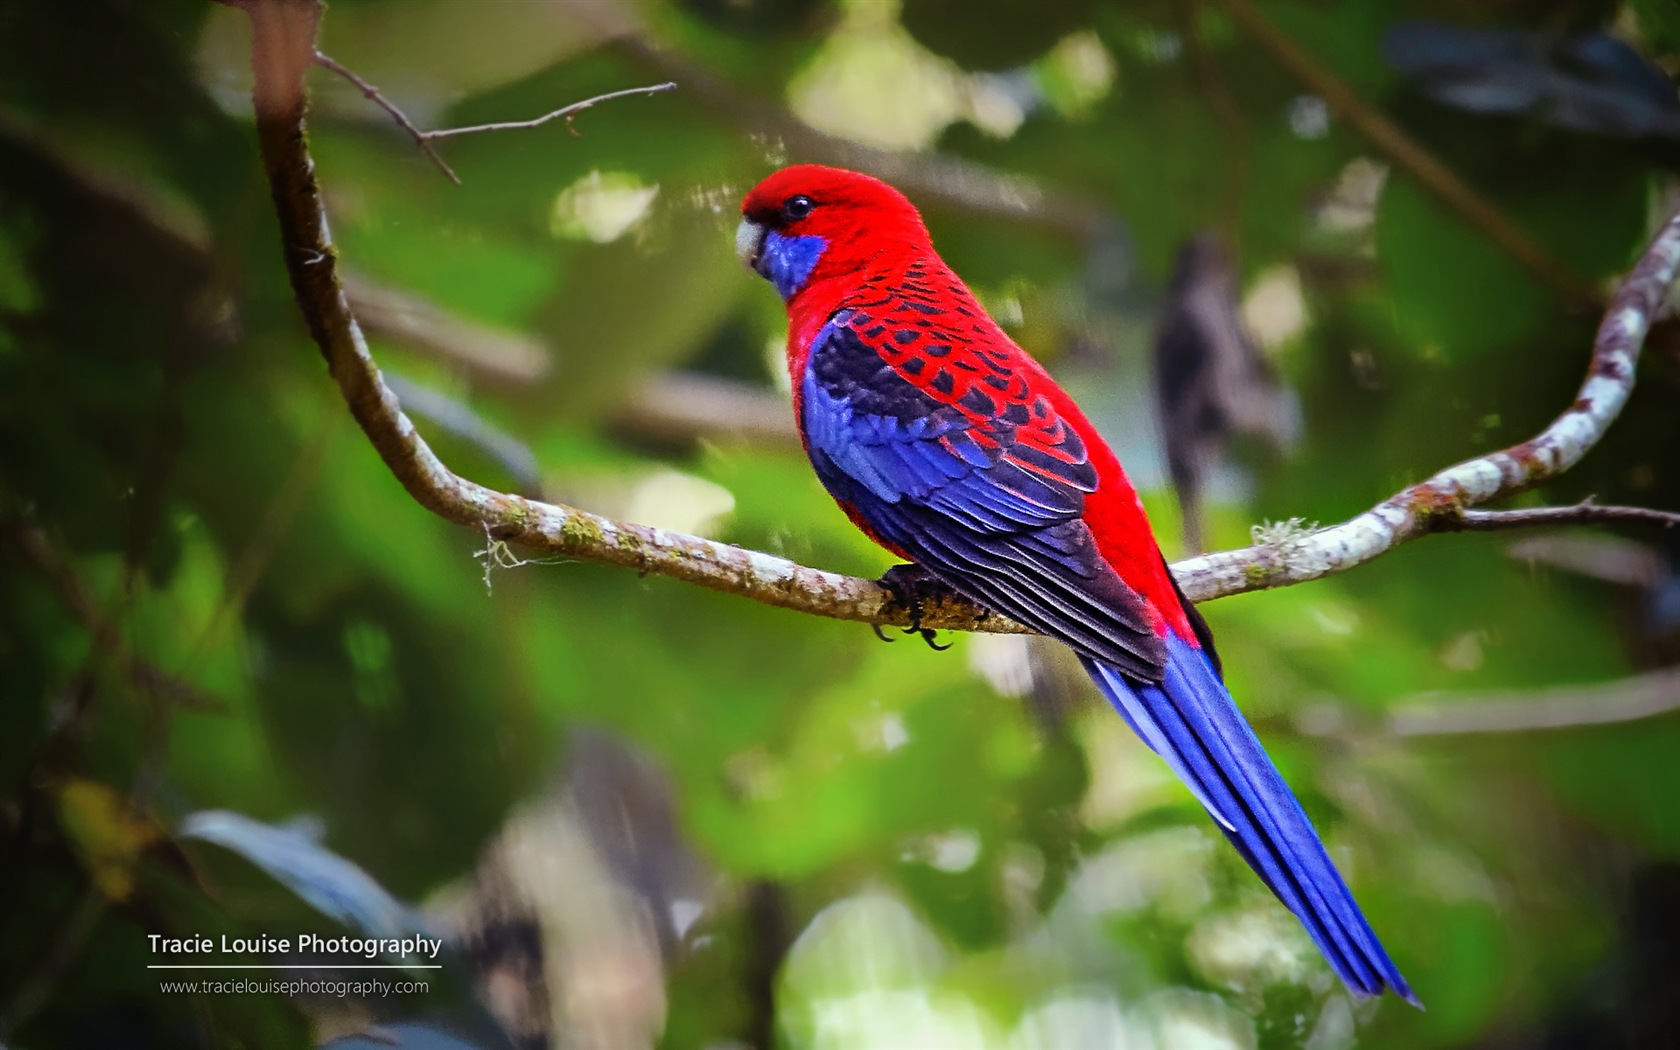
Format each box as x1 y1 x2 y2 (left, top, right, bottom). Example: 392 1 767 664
146 965 441 970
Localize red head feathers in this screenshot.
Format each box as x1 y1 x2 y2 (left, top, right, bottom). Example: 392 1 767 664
736 164 930 308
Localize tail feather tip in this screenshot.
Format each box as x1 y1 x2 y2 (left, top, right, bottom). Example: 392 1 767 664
1084 635 1420 1006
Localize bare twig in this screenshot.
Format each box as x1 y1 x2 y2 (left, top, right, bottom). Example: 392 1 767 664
311 49 672 182
1449 498 1680 532
1387 665 1680 736
236 0 1680 634
1220 0 1602 309
422 82 676 141
336 8 1103 239
312 50 460 184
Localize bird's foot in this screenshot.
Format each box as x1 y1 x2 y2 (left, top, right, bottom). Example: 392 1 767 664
876 564 961 651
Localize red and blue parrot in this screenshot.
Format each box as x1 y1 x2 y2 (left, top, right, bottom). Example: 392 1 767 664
737 164 1415 1003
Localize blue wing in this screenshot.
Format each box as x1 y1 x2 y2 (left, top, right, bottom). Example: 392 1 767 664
800 309 1166 680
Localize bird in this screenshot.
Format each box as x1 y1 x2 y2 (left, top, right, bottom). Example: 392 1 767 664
736 164 1415 1003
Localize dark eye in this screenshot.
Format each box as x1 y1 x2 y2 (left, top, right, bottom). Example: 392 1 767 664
781 195 815 222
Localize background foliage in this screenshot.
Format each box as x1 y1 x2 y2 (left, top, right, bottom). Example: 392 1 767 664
4 0 1680 1047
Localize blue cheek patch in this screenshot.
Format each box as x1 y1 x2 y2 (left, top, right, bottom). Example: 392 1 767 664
760 231 827 300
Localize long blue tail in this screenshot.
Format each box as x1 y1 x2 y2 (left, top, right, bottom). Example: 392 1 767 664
1083 634 1416 1003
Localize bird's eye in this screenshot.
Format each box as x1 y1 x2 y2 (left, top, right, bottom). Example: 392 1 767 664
781 195 815 222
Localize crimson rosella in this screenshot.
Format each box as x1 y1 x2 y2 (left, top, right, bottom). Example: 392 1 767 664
736 164 1414 1003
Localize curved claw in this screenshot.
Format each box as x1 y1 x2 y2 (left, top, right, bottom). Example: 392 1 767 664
878 562 961 635
871 623 896 643
919 628 952 652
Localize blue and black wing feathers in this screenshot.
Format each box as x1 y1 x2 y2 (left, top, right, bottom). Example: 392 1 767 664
801 314 1165 680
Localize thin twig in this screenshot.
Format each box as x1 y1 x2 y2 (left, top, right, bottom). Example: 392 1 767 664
312 49 672 182
236 0 1680 635
1219 0 1602 309
422 82 677 141
312 51 460 184
1450 498 1680 532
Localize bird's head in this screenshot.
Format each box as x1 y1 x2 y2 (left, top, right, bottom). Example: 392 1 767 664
736 164 928 302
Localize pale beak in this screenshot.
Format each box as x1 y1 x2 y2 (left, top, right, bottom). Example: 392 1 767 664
735 217 765 272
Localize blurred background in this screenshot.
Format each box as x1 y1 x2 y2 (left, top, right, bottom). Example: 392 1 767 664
4 0 1680 1046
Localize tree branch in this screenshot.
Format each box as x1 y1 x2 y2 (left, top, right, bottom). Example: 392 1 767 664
420 82 677 141
236 0 1680 636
